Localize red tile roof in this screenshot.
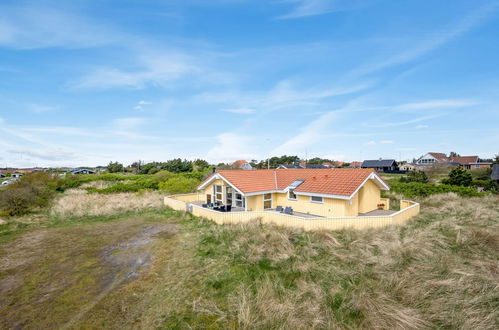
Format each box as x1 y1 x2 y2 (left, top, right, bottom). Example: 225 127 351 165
203 168 384 197
231 160 249 168
428 152 449 162
450 156 478 165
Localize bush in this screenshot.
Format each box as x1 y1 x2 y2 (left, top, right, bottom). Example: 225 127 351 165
58 173 144 191
107 161 124 173
400 170 428 183
0 172 61 216
86 178 158 194
152 170 175 183
158 176 199 194
442 167 472 186
469 167 491 180
390 182 482 198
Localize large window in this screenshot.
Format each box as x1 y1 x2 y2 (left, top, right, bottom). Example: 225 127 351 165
235 193 245 208
214 185 223 203
263 193 272 209
310 196 323 203
288 189 297 200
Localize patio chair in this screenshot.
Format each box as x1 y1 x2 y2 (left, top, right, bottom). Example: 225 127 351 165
276 205 283 212
226 205 232 212
284 207 293 215
219 205 226 212
202 203 208 208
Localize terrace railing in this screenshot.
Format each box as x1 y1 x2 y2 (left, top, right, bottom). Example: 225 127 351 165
164 194 420 231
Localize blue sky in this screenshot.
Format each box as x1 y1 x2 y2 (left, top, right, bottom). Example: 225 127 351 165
1 0 498 167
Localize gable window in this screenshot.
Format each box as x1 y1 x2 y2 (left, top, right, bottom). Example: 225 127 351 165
235 193 245 208
263 193 272 209
310 196 323 203
288 189 297 200
214 185 223 203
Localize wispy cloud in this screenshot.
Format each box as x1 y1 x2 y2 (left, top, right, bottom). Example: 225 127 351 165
194 80 372 112
112 117 147 129
7 148 76 161
365 114 443 128
396 99 478 111
206 133 258 163
271 110 339 155
276 0 365 19
415 124 429 129
222 108 256 114
69 51 198 90
0 4 121 49
28 103 60 113
351 3 499 76
134 100 152 111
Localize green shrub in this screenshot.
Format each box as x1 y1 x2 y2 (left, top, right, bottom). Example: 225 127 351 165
0 172 61 216
87 179 158 194
469 167 491 180
389 182 482 198
442 167 472 186
158 176 199 194
400 170 428 183
471 179 489 188
152 170 174 183
58 173 145 191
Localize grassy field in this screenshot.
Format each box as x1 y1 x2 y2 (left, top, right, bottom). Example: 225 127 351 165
1 190 498 329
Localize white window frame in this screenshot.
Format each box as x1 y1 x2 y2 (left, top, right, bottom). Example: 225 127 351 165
214 184 223 203
263 193 272 209
310 196 323 204
288 189 297 201
235 192 245 208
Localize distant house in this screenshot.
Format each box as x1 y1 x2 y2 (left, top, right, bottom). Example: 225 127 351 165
492 164 499 181
71 169 95 175
278 162 304 169
399 163 416 171
305 164 328 169
416 152 449 165
348 161 362 168
361 159 399 172
416 153 490 170
11 173 23 178
322 162 335 168
231 160 253 170
0 173 5 178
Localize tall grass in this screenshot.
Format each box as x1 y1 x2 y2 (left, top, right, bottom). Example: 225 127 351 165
50 189 164 217
157 193 499 329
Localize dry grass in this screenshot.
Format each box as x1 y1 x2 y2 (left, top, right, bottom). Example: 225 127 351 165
1 192 498 329
50 189 164 217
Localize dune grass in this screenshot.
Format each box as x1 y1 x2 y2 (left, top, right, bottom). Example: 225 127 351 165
0 192 498 329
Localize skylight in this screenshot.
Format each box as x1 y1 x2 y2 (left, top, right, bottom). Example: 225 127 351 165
288 180 304 188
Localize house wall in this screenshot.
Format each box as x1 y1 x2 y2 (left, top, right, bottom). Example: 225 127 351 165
200 177 383 216
203 179 229 204
272 192 348 217
345 191 359 216
246 194 263 211
164 195 421 232
357 179 381 214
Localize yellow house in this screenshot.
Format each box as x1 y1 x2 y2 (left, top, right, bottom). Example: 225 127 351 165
197 168 390 217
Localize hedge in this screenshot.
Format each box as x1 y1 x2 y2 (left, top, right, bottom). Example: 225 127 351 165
389 182 483 198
